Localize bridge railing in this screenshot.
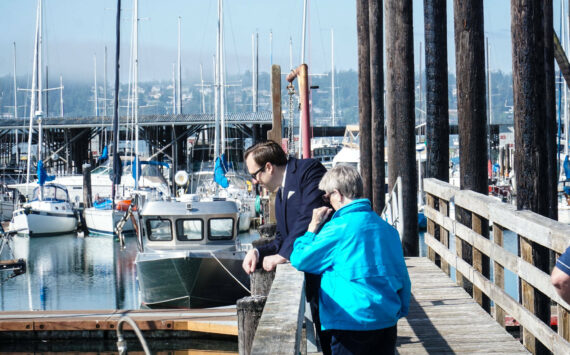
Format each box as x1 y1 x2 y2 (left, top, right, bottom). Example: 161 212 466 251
424 178 570 354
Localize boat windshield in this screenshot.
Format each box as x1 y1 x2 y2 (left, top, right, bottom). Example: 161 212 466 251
208 218 234 240
32 185 69 202
176 219 203 241
91 166 111 175
147 218 172 241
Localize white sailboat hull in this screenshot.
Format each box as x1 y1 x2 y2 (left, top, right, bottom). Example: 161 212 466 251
84 207 134 236
12 207 77 236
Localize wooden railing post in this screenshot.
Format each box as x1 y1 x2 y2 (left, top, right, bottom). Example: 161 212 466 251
439 198 450 276
493 224 506 328
472 212 490 313
426 193 437 264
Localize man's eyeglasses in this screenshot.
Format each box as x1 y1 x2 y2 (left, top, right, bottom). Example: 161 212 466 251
250 165 266 180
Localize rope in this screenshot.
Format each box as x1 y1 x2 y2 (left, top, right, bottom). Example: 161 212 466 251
209 251 251 294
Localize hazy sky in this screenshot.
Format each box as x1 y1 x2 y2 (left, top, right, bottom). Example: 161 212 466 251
0 1 565 84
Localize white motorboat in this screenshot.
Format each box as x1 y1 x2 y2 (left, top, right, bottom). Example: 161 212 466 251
10 183 77 237
134 198 250 308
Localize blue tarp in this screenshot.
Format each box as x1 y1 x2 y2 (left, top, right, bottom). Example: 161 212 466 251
99 146 108 162
37 160 55 186
214 153 230 188
93 198 113 209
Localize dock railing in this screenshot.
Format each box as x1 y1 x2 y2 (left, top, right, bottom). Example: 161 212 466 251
238 262 306 355
424 178 570 354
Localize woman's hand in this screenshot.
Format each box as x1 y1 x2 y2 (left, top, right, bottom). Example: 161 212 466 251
307 206 333 233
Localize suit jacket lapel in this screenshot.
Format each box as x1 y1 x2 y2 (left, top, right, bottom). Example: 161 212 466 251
281 158 298 236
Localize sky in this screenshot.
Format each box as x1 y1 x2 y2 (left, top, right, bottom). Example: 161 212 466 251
0 0 566 84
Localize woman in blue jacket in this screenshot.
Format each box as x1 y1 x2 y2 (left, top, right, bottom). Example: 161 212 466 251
290 165 411 355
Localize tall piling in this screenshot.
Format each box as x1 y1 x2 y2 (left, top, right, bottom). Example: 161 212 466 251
369 0 385 214
356 0 373 202
453 0 490 312
385 0 418 256
511 1 551 353
543 0 558 221
424 0 449 182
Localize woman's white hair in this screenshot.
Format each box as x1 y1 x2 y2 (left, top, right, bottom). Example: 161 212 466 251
318 164 363 199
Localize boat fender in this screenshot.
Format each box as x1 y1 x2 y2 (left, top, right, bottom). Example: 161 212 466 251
116 200 135 212
255 195 262 214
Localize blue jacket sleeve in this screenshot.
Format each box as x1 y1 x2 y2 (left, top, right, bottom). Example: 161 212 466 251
278 160 327 259
399 267 412 317
290 223 339 274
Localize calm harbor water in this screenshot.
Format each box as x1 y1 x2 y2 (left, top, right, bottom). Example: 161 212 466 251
0 230 259 312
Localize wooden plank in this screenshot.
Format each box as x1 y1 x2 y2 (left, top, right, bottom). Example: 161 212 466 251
426 235 570 354
399 257 529 354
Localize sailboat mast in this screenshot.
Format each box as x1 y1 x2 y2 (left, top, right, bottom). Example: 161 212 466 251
37 0 43 162
331 28 335 126
177 16 182 115
59 75 63 117
200 64 206 114
111 0 121 206
133 0 139 188
26 0 41 189
94 54 98 117
219 0 226 156
214 3 220 160
13 42 19 165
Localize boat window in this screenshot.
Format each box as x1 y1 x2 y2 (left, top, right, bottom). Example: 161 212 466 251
147 219 172 241
176 219 203 241
208 218 234 240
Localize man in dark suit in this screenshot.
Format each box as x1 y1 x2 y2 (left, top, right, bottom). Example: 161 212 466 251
242 140 331 355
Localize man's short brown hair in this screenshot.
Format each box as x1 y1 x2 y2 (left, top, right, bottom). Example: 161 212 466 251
244 140 288 167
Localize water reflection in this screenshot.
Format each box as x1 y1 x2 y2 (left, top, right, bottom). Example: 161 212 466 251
0 230 260 312
0 234 139 311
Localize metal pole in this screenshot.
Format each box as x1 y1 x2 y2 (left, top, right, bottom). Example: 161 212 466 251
177 16 182 115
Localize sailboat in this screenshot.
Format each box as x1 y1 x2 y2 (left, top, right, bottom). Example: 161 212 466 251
83 0 136 237
10 0 77 237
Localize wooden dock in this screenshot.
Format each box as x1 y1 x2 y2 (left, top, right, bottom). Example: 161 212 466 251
396 257 529 354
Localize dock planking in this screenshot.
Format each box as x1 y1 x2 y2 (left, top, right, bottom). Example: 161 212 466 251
397 257 529 354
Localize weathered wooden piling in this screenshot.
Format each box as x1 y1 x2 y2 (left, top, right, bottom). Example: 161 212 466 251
424 0 449 182
356 0 373 203
237 295 267 355
237 224 276 355
368 0 385 215
82 163 92 208
543 0 558 222
385 0 418 256
453 0 490 312
511 1 553 353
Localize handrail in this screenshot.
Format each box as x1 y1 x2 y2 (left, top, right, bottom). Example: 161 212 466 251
381 176 404 238
423 178 570 354
249 263 305 355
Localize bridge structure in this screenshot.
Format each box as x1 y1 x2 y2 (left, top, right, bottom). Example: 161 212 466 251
239 178 570 355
